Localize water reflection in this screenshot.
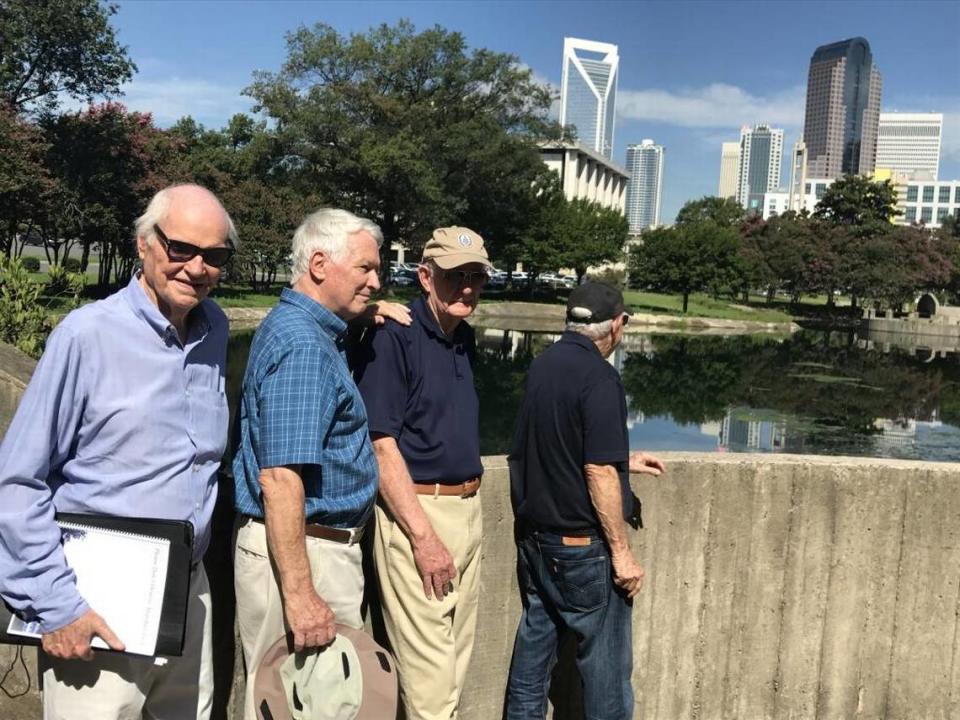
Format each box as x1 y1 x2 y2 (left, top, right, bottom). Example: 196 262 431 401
226 327 960 462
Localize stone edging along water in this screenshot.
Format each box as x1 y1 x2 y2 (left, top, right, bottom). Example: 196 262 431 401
225 301 801 335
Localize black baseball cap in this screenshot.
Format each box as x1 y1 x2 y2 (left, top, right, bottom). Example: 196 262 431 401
566 282 628 323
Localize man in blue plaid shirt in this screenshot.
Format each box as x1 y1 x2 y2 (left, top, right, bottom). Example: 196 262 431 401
231 208 398 720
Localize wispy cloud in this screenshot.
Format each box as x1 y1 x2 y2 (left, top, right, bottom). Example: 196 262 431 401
617 83 806 130
120 78 252 127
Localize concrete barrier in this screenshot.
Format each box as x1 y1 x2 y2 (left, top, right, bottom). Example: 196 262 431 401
2 340 959 718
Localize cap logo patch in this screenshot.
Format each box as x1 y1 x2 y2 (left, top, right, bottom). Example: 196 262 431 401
569 306 593 320
458 234 472 247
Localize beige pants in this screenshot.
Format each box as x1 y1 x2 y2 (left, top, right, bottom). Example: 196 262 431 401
373 493 483 720
40 566 213 720
233 516 365 720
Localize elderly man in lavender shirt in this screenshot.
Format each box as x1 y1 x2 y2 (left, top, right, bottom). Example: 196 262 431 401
0 184 237 720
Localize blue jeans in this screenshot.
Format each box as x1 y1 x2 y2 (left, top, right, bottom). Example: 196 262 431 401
505 532 634 720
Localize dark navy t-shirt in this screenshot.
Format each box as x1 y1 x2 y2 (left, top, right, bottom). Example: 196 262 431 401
352 297 483 484
509 331 631 533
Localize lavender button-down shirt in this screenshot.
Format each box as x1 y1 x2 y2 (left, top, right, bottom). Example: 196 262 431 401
0 277 229 632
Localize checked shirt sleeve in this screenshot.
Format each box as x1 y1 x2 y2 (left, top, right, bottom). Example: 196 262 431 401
257 344 339 469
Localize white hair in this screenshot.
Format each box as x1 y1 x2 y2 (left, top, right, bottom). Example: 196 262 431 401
565 319 613 340
134 184 239 247
290 208 384 284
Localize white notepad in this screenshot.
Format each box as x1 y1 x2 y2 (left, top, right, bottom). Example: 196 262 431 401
6 521 170 656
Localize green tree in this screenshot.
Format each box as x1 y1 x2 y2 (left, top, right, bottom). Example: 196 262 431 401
244 21 556 270
813 175 900 227
42 102 175 286
0 0 135 112
555 198 629 283
629 220 740 312
0 106 58 258
674 195 746 228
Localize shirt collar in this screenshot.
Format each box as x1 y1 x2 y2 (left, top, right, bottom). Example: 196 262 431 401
280 288 348 342
560 330 604 358
123 275 211 344
411 296 465 346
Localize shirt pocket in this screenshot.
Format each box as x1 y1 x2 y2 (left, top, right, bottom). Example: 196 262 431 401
188 386 229 460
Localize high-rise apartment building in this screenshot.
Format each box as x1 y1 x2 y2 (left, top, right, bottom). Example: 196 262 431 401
802 37 882 179
560 37 619 159
718 142 739 199
625 139 664 231
736 124 784 212
875 112 943 180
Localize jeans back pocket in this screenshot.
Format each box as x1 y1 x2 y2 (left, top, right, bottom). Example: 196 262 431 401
552 555 609 613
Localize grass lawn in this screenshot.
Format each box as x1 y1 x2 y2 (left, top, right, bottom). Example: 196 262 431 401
623 291 795 323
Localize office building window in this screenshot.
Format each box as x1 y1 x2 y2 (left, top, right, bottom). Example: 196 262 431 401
937 207 950 221
921 207 933 223
905 206 917 223
805 183 811 194
816 183 826 199
923 186 934 202
955 186 960 203
939 186 951 203
906 186 918 202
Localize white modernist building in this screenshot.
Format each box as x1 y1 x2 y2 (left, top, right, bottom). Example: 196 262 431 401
718 142 740 200
624 139 664 232
736 124 784 212
539 141 628 213
560 37 619 159
876 112 943 180
762 175 960 230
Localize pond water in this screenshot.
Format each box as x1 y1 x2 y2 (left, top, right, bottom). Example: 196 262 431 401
226 327 960 463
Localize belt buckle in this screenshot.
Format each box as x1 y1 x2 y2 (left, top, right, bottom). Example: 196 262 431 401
345 527 360 545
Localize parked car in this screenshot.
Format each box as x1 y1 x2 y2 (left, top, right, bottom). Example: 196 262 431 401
390 268 417 286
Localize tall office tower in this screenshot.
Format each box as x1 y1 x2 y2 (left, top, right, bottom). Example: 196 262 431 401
876 112 943 179
802 37 882 179
788 140 808 213
718 142 739 199
560 37 619 158
735 124 784 211
625 139 664 232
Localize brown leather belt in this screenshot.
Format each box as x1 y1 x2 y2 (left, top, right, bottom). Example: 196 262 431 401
244 515 364 545
413 476 482 498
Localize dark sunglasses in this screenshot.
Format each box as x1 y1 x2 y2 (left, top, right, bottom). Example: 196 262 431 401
439 269 489 288
153 224 235 268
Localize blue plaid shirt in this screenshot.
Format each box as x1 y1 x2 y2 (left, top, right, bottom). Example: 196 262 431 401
232 289 378 527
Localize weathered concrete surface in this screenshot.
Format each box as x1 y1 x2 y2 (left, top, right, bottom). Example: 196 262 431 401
0 342 35 438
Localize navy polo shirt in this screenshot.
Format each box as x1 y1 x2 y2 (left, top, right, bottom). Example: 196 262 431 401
353 296 483 484
509 331 631 533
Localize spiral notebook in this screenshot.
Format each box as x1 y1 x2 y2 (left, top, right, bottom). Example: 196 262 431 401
1 514 194 657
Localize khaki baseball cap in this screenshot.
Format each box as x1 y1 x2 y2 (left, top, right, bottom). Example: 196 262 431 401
421 226 492 269
254 626 397 720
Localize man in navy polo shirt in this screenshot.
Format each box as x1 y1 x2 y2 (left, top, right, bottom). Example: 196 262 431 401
505 282 665 720
353 226 490 720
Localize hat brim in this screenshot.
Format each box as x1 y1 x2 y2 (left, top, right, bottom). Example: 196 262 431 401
426 252 492 270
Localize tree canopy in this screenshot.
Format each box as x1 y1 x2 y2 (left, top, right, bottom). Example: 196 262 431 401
0 0 135 112
245 20 557 264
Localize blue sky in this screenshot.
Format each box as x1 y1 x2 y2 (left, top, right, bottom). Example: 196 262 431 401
110 0 960 223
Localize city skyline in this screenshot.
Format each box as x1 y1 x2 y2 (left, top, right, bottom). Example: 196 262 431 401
104 1 960 224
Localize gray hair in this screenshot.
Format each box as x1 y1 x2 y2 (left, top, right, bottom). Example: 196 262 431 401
565 319 613 340
290 208 384 284
134 184 239 248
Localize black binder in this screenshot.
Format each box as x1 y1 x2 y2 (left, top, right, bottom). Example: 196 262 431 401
0 514 195 657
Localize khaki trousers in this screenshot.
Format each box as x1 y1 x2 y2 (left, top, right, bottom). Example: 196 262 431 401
40 566 213 720
233 516 364 720
373 493 483 720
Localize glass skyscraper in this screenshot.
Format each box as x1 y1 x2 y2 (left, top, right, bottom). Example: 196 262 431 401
625 140 664 232
736 124 784 212
802 37 882 179
560 37 619 159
